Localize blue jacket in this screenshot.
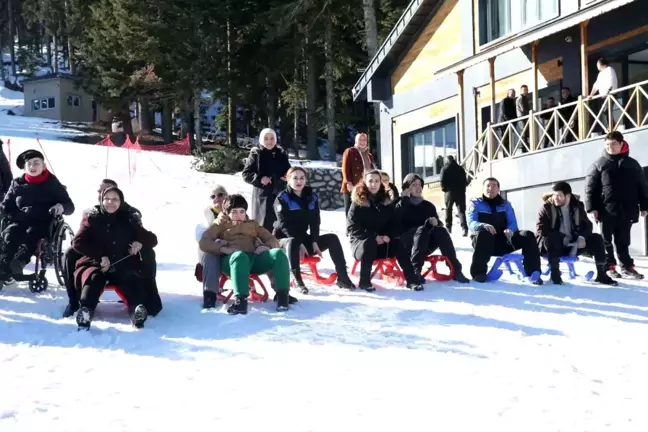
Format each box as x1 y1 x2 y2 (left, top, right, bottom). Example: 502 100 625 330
468 195 518 233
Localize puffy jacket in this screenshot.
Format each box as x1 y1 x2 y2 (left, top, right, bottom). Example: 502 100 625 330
468 195 518 234
347 183 398 242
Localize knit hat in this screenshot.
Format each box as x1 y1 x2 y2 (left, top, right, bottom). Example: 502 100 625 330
16 149 44 170
552 181 572 196
223 194 248 213
402 173 424 190
210 184 228 199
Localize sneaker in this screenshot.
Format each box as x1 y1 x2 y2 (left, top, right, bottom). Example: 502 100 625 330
336 274 356 290
76 307 93 331
131 304 148 328
406 282 424 291
531 278 544 286
63 303 79 318
607 266 622 279
276 291 290 311
227 295 248 315
620 267 644 280
202 291 217 309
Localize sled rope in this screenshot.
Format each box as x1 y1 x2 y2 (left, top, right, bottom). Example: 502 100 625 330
36 138 56 175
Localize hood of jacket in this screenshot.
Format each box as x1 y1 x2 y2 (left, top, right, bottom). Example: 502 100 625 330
351 183 395 207
541 192 582 205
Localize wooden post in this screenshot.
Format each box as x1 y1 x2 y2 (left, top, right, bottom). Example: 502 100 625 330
457 70 466 160
531 41 539 111
580 21 590 138
489 57 496 123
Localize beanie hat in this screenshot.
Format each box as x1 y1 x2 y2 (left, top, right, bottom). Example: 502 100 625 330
16 149 45 170
552 181 572 196
223 194 248 213
402 173 424 190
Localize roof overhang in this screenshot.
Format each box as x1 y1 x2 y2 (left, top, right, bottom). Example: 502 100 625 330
352 0 443 102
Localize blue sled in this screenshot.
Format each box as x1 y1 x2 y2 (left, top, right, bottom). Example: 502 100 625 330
487 253 541 283
542 256 595 281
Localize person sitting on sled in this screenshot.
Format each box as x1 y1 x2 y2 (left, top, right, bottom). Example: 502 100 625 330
204 184 228 226
71 186 158 330
0 149 74 283
273 166 355 293
468 177 541 284
536 181 616 286
199 194 292 314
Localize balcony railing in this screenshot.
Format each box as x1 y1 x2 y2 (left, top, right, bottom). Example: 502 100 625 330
460 79 648 180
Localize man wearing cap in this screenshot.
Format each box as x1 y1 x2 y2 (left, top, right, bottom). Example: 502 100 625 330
536 181 616 285
0 149 74 283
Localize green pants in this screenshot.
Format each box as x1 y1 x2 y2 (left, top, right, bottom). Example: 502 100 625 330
220 249 290 297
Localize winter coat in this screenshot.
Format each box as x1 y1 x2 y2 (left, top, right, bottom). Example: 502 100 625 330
535 193 592 249
347 183 398 244
584 143 648 223
0 147 12 198
559 95 578 123
199 215 280 255
468 195 518 235
440 160 467 194
241 145 291 225
0 172 74 228
82 202 141 222
395 197 442 233
72 205 158 288
203 206 220 226
498 97 517 123
273 186 320 245
341 147 375 193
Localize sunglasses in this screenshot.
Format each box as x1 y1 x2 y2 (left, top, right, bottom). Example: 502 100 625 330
210 193 225 199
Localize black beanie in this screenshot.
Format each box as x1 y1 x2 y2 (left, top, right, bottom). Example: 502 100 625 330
402 173 424 190
223 194 248 213
16 149 45 170
552 181 572 196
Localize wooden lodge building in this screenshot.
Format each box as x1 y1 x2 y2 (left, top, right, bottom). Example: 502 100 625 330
353 0 648 255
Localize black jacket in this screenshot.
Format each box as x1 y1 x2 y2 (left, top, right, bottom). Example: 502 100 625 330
498 97 517 123
83 202 142 225
242 145 291 197
347 183 399 243
536 193 593 249
440 160 467 193
273 186 320 245
395 197 441 233
0 173 74 226
585 144 648 223
0 147 12 198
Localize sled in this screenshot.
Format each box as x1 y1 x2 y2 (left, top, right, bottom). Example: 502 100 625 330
350 257 405 287
421 255 455 281
487 253 541 283
299 256 337 285
101 284 129 307
542 256 595 281
218 273 269 303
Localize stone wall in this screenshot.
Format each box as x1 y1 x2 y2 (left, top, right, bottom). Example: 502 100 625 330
308 167 344 210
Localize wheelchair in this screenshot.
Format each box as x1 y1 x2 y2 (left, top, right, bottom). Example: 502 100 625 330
0 215 75 293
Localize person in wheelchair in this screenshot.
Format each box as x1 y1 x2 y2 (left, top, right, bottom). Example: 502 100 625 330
72 186 157 330
199 194 291 315
347 169 421 292
395 173 469 284
0 150 74 284
63 178 161 318
273 166 355 293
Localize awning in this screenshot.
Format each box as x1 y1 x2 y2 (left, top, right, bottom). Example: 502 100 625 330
435 0 637 77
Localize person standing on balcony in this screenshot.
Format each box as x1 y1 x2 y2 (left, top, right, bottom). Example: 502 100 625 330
498 89 517 156
516 85 531 152
341 132 375 217
440 155 468 236
589 58 619 132
559 87 578 143
585 131 648 280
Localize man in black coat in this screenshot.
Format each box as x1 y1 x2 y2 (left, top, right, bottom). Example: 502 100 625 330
439 155 468 236
585 131 648 280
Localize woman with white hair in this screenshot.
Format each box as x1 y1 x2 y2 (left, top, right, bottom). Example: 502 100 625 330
242 128 291 231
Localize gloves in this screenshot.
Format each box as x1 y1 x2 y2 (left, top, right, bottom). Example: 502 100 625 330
49 203 64 216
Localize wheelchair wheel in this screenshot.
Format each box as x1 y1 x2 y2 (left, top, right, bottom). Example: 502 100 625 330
53 222 75 287
29 276 48 293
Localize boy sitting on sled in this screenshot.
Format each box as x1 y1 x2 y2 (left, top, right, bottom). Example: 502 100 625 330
198 194 291 315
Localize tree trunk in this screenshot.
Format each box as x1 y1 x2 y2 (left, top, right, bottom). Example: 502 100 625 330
53 34 59 72
139 96 152 134
305 32 318 160
362 0 381 156
64 0 75 74
161 100 173 143
226 17 236 146
194 88 203 150
8 0 17 77
266 75 277 129
324 15 336 162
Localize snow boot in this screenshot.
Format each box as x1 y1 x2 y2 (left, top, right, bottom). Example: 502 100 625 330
227 295 248 315
276 291 290 312
595 265 618 286
336 273 356 290
406 281 424 291
358 280 376 292
452 270 470 283
473 274 488 283
607 265 622 279
620 267 644 280
76 307 93 331
291 270 308 294
549 261 563 285
63 303 79 318
273 293 298 304
202 291 217 309
130 304 148 329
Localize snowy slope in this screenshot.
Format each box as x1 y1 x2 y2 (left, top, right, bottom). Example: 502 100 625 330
1 136 648 431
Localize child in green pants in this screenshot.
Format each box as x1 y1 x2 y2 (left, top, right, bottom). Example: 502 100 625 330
199 194 291 314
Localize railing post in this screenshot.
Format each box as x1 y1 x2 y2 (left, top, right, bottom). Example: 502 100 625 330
528 111 536 152
638 88 644 127
486 122 494 161
577 95 587 141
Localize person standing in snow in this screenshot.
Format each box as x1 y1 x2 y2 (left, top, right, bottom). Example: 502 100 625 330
439 155 468 236
241 128 291 232
584 131 648 280
0 139 13 198
536 181 616 286
341 133 375 217
468 177 542 284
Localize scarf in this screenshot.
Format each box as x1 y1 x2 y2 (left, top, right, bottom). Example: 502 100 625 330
356 146 373 173
24 169 51 185
408 196 424 206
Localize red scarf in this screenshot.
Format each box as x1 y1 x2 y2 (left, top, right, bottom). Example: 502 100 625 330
24 169 51 185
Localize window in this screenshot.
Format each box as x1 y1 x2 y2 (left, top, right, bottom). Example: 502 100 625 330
67 95 81 107
406 119 457 180
32 98 55 111
480 0 558 44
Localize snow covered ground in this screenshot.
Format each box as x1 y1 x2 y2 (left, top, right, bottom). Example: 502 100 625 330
1 134 648 431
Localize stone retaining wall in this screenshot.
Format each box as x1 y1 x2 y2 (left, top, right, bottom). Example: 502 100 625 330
308 167 344 210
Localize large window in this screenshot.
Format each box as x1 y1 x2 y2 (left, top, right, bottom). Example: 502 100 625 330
32 97 56 111
407 119 457 180
481 0 558 44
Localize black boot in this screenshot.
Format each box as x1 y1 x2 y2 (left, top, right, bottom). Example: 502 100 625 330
276 290 290 311
130 304 148 328
596 265 618 285
462 228 468 237
549 261 563 285
63 302 79 318
336 273 356 290
227 295 248 315
202 291 217 309
76 306 93 331
452 269 470 283
358 277 376 292
273 293 298 304
291 270 308 294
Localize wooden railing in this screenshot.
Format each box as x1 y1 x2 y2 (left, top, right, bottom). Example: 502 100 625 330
460 79 648 178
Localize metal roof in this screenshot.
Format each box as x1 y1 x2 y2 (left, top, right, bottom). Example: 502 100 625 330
22 73 76 84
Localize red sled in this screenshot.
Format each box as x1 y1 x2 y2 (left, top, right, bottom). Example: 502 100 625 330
218 273 269 303
350 258 405 287
299 256 337 285
422 255 455 281
101 284 129 307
